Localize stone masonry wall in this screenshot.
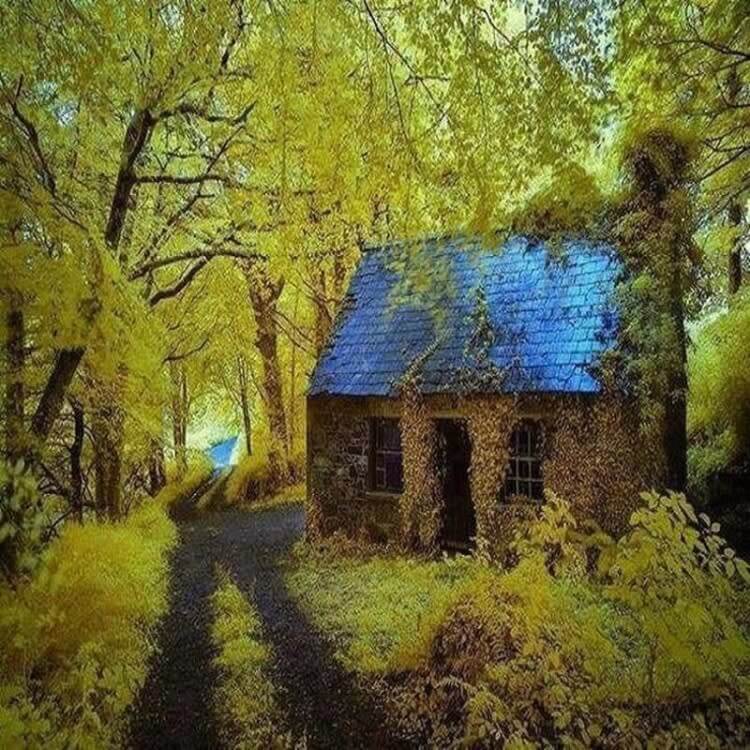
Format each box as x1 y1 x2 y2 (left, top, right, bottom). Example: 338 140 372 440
307 397 400 541
307 393 660 549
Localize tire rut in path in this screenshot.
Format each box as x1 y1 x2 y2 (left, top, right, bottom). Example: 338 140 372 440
128 483 222 749
129 480 412 749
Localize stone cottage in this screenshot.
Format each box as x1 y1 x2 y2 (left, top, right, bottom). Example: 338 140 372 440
307 235 659 552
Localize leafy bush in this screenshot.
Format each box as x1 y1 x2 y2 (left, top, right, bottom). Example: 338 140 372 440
420 494 750 747
287 493 750 748
159 455 213 508
225 452 274 505
225 449 304 508
0 460 45 581
210 567 290 748
688 290 750 489
0 468 210 749
165 449 214 486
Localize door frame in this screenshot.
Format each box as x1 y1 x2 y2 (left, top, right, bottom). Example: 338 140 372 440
436 418 475 551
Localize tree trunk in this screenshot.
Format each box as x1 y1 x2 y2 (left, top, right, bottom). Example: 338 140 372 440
92 403 123 520
728 199 744 296
170 363 188 476
105 109 154 251
242 262 288 478
288 288 301 455
21 112 153 456
148 439 167 495
69 399 85 522
237 356 253 456
30 347 86 449
4 295 25 464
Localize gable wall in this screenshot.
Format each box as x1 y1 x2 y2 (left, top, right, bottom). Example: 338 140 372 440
307 392 662 551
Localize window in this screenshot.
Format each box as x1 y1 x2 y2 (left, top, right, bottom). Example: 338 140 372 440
504 421 543 501
370 418 403 493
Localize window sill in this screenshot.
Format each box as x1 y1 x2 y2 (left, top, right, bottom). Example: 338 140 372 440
364 490 402 501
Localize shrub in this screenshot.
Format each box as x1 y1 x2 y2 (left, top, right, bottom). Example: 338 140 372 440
688 290 750 490
210 567 290 748
415 493 750 747
0 460 45 581
158 455 213 508
225 452 275 505
0 469 209 749
287 492 750 748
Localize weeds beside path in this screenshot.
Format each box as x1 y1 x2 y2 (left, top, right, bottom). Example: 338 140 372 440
128 474 410 749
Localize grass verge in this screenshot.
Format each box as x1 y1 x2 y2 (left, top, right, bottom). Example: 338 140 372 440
284 544 478 673
210 566 291 749
0 466 211 749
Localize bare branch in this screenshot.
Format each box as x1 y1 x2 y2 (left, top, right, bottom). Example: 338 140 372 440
3 77 57 195
129 246 267 279
149 258 208 306
135 172 230 186
164 335 211 362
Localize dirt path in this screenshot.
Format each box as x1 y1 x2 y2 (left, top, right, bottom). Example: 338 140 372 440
128 478 410 750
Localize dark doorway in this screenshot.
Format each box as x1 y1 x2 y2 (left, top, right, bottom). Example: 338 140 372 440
437 419 475 550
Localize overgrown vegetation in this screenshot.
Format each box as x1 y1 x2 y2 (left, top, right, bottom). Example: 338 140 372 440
0 467 210 749
199 440 305 513
689 290 750 490
210 567 290 749
288 494 750 747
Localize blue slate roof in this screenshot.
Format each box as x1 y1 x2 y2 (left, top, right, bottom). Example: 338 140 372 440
309 236 621 397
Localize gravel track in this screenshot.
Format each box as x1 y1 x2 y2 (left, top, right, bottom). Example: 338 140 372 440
128 478 410 749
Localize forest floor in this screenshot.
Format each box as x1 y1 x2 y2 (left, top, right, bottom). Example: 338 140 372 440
127 475 410 750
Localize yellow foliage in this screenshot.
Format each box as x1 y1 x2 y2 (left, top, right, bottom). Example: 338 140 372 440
210 568 290 749
0 470 209 749
287 492 750 747
0 509 173 747
689 290 750 484
225 451 273 506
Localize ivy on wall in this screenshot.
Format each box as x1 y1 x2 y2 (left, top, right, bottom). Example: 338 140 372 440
399 385 442 552
465 396 518 559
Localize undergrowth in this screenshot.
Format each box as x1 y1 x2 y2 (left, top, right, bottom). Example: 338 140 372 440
0 466 210 748
210 566 292 749
287 493 750 748
224 447 305 509
285 539 478 673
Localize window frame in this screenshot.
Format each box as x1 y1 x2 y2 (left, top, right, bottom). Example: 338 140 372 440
504 420 544 502
369 417 404 494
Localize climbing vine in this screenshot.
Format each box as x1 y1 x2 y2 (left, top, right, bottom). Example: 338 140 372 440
399 385 442 553
465 396 518 559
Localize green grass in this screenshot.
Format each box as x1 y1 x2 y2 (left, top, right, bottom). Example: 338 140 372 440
248 482 305 513
210 567 290 749
284 549 481 673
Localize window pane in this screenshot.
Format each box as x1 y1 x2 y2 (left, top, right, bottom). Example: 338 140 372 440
519 428 530 456
504 422 543 502
529 428 540 456
385 454 403 491
371 418 403 493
